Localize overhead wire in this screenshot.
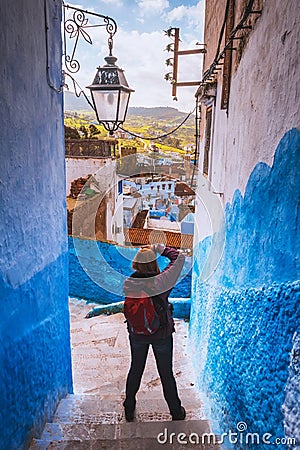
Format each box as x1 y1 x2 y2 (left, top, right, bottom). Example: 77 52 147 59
215 0 232 62
192 0 231 171
63 1 258 152
201 0 257 84
62 70 196 141
193 0 259 176
119 106 196 141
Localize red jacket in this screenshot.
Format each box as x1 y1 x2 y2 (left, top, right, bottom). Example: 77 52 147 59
123 247 185 341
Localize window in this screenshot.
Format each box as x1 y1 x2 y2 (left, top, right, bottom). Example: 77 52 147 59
118 180 123 195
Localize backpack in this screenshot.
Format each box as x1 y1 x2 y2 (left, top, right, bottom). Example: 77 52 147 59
124 292 167 335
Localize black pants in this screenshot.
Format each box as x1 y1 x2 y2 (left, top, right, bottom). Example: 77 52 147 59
125 334 182 417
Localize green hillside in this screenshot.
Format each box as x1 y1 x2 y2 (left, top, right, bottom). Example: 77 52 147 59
127 106 188 120
64 93 196 154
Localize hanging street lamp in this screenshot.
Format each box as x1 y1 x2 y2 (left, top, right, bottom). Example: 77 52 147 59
62 4 134 135
87 54 134 135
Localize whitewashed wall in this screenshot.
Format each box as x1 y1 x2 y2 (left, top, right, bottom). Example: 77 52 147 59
112 178 124 245
67 158 124 243
66 157 113 196
204 0 299 204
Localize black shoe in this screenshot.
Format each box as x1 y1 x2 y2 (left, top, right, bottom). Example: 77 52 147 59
172 406 186 421
123 400 135 422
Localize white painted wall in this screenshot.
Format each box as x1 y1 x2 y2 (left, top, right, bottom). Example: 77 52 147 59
66 157 113 196
67 157 124 244
203 0 299 204
123 196 141 228
112 177 125 245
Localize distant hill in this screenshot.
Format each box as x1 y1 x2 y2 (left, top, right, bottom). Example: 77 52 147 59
64 92 190 120
64 92 195 149
127 106 188 120
64 91 92 112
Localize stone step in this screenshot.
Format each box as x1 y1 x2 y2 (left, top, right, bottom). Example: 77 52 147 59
31 420 220 449
53 390 205 424
60 388 204 406
30 308 219 449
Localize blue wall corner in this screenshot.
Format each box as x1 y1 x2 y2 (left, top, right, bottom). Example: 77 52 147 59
0 1 72 448
190 128 300 447
0 254 72 449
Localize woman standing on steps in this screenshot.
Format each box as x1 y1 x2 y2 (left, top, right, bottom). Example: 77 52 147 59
123 244 186 422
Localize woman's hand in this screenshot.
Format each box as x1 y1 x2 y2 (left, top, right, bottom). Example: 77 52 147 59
139 244 165 254
152 243 166 255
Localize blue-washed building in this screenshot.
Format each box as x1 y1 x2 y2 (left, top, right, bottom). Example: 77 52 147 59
0 1 72 449
191 0 300 448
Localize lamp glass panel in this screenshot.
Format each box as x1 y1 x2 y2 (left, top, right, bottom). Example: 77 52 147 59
118 91 130 122
92 90 119 121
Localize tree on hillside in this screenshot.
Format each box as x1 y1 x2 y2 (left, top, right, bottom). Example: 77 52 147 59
64 125 80 139
163 136 181 149
79 124 101 139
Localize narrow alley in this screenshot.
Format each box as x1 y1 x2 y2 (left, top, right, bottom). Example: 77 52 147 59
30 299 220 449
1 1 299 449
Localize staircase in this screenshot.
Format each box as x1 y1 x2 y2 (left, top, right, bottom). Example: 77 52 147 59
30 299 220 449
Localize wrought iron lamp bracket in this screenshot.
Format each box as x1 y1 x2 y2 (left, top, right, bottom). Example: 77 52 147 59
63 2 117 74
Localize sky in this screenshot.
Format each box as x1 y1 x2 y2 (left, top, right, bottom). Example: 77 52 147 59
63 0 205 113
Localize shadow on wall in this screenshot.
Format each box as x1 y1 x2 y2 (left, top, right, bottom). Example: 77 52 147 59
190 128 300 449
69 238 192 303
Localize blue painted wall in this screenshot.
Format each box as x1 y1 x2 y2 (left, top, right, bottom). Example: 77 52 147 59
190 129 300 448
0 1 72 448
69 237 192 303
